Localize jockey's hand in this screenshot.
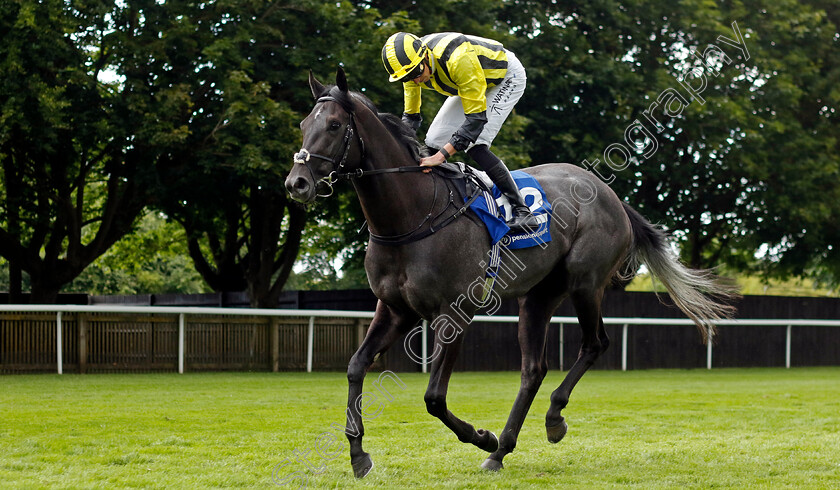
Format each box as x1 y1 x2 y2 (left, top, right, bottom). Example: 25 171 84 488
420 152 446 173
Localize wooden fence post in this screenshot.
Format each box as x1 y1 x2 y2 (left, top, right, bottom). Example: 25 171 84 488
79 315 88 374
249 321 257 371
271 318 280 372
146 315 154 370
356 319 366 347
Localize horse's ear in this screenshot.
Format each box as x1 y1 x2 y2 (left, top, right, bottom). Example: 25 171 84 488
309 70 326 100
336 67 348 93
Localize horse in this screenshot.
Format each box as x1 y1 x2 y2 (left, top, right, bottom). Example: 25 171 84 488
285 68 737 477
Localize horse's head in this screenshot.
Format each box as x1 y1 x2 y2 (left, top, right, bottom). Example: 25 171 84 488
285 68 364 203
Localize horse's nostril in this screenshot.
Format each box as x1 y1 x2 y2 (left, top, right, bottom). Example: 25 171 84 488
293 178 309 190
285 176 311 197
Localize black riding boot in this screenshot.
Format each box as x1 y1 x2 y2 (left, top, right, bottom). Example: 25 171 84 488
467 145 541 234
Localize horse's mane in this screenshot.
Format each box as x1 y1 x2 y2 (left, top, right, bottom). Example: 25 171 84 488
318 85 431 161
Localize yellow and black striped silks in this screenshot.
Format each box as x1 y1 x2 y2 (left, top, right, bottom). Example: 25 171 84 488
402 32 509 117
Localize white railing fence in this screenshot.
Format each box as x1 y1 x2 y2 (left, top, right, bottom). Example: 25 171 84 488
1 305 838 374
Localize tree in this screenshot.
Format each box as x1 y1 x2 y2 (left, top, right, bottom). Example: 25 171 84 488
0 1 429 304
731 0 840 285
64 211 209 295
0 1 153 303
145 1 414 305
500 0 839 284
3 0 836 303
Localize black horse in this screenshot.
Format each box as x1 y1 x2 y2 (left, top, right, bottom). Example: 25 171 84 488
285 68 737 477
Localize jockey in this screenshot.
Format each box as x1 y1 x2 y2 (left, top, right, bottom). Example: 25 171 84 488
381 32 541 233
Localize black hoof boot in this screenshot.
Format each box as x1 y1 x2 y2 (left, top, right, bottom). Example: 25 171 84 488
474 429 499 453
546 418 569 443
351 452 374 478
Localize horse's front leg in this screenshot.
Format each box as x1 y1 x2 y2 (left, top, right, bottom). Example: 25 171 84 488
346 301 418 478
423 313 499 455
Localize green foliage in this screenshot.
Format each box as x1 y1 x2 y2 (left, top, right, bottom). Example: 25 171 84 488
628 272 840 297
1 0 837 298
498 0 839 287
64 212 210 295
286 208 371 291
0 0 154 302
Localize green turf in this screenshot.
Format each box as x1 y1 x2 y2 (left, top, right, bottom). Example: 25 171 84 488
1 368 839 489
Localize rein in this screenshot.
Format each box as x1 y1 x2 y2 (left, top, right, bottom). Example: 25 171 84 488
368 180 484 246
294 90 483 247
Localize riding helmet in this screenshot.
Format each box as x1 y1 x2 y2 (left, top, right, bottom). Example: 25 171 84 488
382 32 428 83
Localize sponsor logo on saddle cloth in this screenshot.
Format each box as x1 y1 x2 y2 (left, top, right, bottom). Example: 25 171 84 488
469 170 552 250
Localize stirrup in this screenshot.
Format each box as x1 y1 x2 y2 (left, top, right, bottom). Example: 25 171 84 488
507 207 541 234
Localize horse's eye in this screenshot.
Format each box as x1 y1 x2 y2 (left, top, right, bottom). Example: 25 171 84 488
329 121 341 130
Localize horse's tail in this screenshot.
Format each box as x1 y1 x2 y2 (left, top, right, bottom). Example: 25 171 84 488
620 202 739 342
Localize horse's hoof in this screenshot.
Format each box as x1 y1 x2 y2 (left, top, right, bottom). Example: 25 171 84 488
480 457 503 472
475 429 499 453
546 419 568 443
351 453 374 479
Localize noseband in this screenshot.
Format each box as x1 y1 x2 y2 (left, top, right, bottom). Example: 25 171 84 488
293 90 366 197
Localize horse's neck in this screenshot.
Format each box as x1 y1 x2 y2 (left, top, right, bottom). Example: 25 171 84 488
353 154 440 238
352 114 439 237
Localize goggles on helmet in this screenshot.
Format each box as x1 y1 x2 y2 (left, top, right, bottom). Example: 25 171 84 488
399 61 426 83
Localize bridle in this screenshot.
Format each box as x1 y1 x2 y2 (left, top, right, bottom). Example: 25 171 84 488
292 87 483 246
293 88 367 197
294 88 435 197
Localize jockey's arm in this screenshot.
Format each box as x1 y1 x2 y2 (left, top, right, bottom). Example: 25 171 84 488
419 142 457 168
403 82 422 127
420 48 489 167
441 50 489 161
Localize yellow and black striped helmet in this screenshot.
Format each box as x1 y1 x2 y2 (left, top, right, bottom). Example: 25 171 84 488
382 32 428 83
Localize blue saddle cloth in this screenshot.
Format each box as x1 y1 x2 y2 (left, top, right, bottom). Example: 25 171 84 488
468 170 552 250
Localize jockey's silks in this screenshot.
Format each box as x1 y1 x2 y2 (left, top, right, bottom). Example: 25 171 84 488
402 33 509 117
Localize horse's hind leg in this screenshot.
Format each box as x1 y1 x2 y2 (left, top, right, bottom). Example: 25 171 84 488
345 300 418 478
481 291 558 471
424 312 500 455
545 286 609 443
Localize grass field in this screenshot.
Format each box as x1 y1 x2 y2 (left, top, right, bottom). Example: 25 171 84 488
2 368 839 489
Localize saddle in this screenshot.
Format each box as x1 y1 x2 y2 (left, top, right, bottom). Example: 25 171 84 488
367 162 551 250
434 162 494 199
446 163 554 249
